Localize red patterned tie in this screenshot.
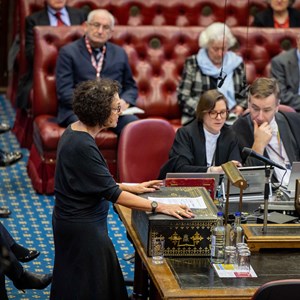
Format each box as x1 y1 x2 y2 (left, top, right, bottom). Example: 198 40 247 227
55 12 65 26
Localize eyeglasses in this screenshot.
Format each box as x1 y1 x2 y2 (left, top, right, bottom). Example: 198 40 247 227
112 105 121 114
88 22 111 31
249 103 276 114
207 110 228 119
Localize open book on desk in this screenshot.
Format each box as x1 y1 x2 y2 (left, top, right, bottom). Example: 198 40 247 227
121 107 145 115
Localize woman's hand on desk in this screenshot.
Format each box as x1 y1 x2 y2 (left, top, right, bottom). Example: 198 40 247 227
157 203 195 220
119 180 163 194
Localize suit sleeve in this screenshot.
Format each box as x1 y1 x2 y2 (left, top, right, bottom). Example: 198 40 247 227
251 9 272 27
25 16 35 67
119 50 138 106
251 15 264 27
227 137 242 163
271 57 300 111
56 47 75 110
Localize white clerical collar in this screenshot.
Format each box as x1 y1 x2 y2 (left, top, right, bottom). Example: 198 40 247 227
203 128 220 167
203 127 220 140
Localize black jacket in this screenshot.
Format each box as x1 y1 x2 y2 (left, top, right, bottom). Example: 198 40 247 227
252 7 300 27
159 120 241 178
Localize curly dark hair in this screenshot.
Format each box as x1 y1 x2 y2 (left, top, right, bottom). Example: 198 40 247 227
72 79 120 127
196 89 228 122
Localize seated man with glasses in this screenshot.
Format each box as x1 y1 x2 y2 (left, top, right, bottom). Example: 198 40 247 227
232 77 300 187
56 9 138 135
159 89 241 177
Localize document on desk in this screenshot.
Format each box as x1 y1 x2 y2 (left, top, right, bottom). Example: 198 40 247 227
213 264 257 278
148 196 207 209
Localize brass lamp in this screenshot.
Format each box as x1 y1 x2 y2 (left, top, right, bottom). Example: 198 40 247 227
221 161 248 225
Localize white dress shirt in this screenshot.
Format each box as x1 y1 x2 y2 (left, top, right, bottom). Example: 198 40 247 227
266 118 291 186
204 128 220 167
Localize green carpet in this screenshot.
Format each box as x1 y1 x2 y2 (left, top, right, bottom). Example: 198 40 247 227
0 95 134 299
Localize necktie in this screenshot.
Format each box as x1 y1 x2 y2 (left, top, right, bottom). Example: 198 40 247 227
55 12 65 26
93 48 102 62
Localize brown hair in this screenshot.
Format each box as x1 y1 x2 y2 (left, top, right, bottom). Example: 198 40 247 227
248 77 280 105
196 89 228 122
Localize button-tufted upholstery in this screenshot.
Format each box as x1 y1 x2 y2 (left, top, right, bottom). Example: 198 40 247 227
12 0 300 100
232 27 298 83
10 0 300 73
27 25 299 194
26 26 108 193
27 25 118 194
9 0 300 106
11 0 102 149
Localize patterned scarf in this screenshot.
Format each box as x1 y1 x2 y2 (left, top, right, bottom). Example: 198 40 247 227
196 48 243 109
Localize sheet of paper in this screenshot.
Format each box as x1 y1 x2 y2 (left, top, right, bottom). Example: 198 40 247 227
147 196 207 209
213 264 257 278
121 107 145 115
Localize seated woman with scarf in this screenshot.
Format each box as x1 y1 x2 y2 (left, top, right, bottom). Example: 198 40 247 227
177 22 248 125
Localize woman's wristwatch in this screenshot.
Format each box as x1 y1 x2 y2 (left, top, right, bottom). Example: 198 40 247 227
151 201 158 214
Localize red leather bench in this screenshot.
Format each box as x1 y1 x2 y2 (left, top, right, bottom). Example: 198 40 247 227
10 0 300 105
27 25 299 194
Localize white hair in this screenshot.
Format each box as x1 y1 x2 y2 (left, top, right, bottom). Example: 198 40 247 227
198 22 237 49
87 9 115 28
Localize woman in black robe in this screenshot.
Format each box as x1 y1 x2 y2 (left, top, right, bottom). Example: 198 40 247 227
50 79 194 300
160 89 241 177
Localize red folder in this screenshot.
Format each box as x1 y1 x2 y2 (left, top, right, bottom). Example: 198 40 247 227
164 178 215 199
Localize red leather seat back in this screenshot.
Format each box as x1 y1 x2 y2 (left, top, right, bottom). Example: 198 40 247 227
251 279 300 300
279 104 296 113
231 27 297 83
32 25 84 117
112 26 202 122
15 0 300 78
32 25 299 123
117 119 175 183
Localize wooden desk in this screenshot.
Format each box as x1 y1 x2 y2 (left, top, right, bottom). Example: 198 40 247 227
116 205 300 300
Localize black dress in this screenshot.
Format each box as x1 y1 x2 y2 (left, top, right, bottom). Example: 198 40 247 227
50 126 128 300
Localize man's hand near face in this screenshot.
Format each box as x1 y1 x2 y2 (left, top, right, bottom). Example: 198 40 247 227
252 120 273 154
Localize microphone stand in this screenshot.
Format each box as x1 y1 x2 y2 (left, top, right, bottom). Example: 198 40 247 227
262 165 273 234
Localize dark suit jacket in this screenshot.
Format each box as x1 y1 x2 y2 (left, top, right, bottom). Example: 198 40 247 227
159 120 241 177
252 7 300 27
56 37 138 125
232 112 300 167
271 48 300 112
16 6 87 109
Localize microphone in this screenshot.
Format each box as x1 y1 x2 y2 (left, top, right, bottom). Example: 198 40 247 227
217 74 227 88
242 147 286 170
